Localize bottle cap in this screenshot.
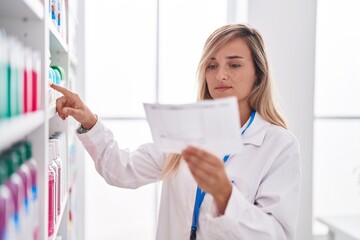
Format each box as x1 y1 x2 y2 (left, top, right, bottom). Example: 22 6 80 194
0 157 9 185
51 66 65 80
3 150 20 177
49 67 54 82
14 143 27 165
53 69 61 85
24 141 33 160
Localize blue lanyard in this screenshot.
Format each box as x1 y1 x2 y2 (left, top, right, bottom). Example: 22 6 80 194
190 110 256 240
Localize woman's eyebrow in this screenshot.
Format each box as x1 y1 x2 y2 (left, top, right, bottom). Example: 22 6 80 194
226 55 244 59
210 55 244 60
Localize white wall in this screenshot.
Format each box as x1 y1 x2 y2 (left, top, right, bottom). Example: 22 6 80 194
247 1 317 240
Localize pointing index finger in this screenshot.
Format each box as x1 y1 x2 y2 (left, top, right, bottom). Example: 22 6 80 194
50 83 73 97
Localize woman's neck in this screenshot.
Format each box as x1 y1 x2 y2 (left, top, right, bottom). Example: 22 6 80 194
239 101 251 127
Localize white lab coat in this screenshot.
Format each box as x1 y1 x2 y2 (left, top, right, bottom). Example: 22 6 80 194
77 113 301 240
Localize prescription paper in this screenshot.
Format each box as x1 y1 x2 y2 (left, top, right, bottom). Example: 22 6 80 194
143 97 243 156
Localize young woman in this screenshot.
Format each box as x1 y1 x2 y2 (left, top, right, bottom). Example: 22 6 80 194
52 24 301 240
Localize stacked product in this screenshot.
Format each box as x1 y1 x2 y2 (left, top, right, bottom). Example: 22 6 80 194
0 142 38 240
48 132 66 237
0 29 41 121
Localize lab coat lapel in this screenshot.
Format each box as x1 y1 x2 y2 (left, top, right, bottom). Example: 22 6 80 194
241 113 270 147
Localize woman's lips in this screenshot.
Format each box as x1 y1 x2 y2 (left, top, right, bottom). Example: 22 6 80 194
215 86 232 92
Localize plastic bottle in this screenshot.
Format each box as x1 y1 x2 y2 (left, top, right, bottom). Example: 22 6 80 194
31 51 41 112
48 145 56 237
49 143 58 223
0 29 8 119
51 0 57 27
53 132 67 199
49 138 62 216
8 38 23 117
56 0 62 32
14 143 32 238
0 159 8 240
0 158 15 240
24 142 38 240
50 66 64 81
51 66 65 102
48 67 55 106
52 69 61 100
23 48 33 114
53 69 61 85
6 37 13 119
3 150 25 240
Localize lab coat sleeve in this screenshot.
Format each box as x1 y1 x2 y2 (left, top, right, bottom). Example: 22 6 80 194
76 118 166 189
205 131 301 240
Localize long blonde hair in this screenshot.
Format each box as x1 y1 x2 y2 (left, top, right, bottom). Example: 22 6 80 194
161 24 287 178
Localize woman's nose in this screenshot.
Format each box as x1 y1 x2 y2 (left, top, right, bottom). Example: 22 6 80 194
216 67 229 81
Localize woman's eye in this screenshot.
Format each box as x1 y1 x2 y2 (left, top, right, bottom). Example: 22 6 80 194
230 64 241 68
207 64 217 69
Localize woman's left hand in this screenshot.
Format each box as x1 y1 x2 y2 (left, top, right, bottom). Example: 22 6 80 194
182 146 232 214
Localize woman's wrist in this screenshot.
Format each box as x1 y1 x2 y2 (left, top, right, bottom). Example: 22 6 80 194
81 113 98 130
213 181 232 214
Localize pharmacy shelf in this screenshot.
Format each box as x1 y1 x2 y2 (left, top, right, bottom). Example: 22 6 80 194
49 22 68 53
49 193 69 240
1 0 84 238
0 111 44 151
0 0 44 20
48 105 57 120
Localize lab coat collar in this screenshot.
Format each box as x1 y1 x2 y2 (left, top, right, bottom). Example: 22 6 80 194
240 113 270 146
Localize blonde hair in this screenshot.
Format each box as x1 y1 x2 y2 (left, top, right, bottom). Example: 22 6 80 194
161 24 287 178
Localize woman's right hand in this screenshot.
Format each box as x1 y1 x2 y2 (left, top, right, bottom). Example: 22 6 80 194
50 83 97 130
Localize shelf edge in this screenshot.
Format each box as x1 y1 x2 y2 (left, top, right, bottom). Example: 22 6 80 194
0 111 45 151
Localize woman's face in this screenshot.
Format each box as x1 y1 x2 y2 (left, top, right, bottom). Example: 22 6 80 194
205 38 256 103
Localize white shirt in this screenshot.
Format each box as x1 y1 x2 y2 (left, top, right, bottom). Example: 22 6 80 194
77 113 301 240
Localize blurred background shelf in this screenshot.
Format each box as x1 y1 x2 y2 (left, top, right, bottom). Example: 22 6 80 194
49 21 68 53
0 0 44 20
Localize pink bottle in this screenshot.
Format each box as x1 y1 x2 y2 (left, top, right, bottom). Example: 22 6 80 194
48 143 58 223
48 147 55 237
23 48 33 114
49 138 62 216
3 151 25 239
0 160 14 240
15 145 32 239
24 142 38 240
31 52 41 112
0 197 7 240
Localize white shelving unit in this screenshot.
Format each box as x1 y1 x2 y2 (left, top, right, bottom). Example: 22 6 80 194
0 111 45 151
0 0 85 239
